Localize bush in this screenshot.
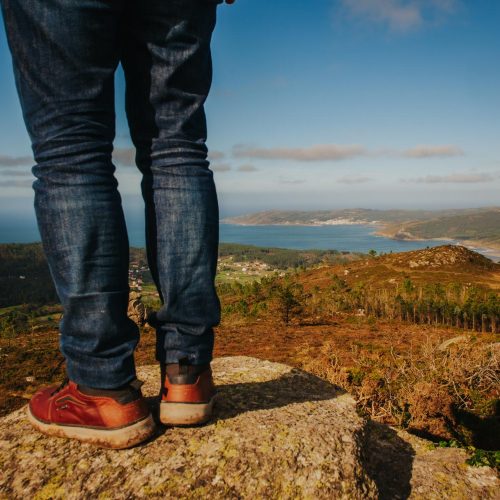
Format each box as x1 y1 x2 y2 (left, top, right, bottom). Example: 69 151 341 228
300 336 500 448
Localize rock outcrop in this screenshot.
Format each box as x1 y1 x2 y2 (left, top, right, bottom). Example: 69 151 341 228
1 356 498 499
127 291 147 326
365 421 499 500
383 244 497 270
0 357 377 499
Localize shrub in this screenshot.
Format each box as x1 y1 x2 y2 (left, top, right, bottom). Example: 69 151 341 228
300 336 499 448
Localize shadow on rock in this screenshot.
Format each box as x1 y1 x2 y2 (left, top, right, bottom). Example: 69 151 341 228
452 403 500 450
213 368 346 421
146 367 345 427
362 421 415 500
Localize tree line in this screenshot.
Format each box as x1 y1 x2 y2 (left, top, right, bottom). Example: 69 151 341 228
217 273 500 333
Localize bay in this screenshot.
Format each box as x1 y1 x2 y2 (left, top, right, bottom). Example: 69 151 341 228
1 210 491 259
218 223 458 255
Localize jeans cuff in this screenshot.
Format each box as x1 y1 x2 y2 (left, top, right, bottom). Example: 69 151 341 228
65 357 137 389
155 327 214 365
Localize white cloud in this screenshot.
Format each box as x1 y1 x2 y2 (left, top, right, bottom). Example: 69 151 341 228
237 164 259 172
208 151 225 160
112 147 226 166
0 154 33 167
112 148 136 166
278 178 306 184
233 143 464 162
233 144 365 162
403 145 464 158
211 163 232 172
339 0 460 33
0 169 31 177
0 179 32 188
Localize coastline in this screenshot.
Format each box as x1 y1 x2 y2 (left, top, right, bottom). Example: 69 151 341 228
221 220 500 262
220 220 383 227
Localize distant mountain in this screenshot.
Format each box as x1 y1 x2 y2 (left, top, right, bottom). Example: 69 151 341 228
222 207 500 251
374 209 500 249
222 207 499 225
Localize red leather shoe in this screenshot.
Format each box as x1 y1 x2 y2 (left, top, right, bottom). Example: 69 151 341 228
159 359 217 426
27 379 156 449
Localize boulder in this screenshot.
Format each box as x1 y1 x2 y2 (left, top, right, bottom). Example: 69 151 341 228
0 356 377 499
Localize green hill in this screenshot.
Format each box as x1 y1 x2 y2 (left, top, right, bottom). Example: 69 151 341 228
379 209 500 247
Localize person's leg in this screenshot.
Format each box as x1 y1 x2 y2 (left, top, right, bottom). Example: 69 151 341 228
1 0 138 389
120 0 221 425
121 0 221 368
1 0 156 448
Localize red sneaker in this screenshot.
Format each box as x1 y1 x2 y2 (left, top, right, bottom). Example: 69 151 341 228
159 359 217 426
27 379 156 449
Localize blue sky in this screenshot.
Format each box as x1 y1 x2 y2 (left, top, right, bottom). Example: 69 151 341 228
1 0 499 218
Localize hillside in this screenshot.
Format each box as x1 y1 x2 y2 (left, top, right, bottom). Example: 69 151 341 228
375 209 500 249
1 243 498 457
214 244 500 452
0 243 58 307
0 243 364 308
222 206 499 226
297 244 500 292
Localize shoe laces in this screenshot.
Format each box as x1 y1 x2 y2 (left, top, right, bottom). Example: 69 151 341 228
50 377 69 396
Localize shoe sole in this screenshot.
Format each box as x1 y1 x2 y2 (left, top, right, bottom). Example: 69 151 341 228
27 406 156 449
159 396 215 426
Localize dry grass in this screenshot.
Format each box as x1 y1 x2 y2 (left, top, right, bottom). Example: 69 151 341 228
300 334 499 448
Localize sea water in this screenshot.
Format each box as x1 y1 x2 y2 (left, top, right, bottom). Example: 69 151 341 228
0 210 480 258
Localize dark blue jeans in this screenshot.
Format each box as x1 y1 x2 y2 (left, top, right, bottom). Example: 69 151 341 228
1 0 222 388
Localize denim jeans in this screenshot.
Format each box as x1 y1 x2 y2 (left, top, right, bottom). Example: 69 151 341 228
1 0 222 388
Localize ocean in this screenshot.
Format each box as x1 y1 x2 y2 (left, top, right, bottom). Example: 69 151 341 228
2 210 498 261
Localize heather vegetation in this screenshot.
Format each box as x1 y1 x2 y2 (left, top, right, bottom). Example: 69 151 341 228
218 243 361 269
217 272 499 451
391 209 500 247
302 335 499 451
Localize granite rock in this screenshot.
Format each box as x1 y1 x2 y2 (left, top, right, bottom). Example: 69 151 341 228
0 356 377 499
3 356 497 499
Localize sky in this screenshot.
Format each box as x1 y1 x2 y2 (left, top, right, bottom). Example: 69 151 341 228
1 0 500 219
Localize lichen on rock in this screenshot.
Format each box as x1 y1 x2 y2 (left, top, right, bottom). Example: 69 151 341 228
1 356 498 499
0 356 377 499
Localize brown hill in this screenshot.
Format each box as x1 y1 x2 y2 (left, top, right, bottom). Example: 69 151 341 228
380 244 497 271
297 244 500 291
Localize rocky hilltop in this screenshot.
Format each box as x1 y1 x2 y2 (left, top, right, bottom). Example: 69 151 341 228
379 243 498 270
1 356 498 499
297 244 500 295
